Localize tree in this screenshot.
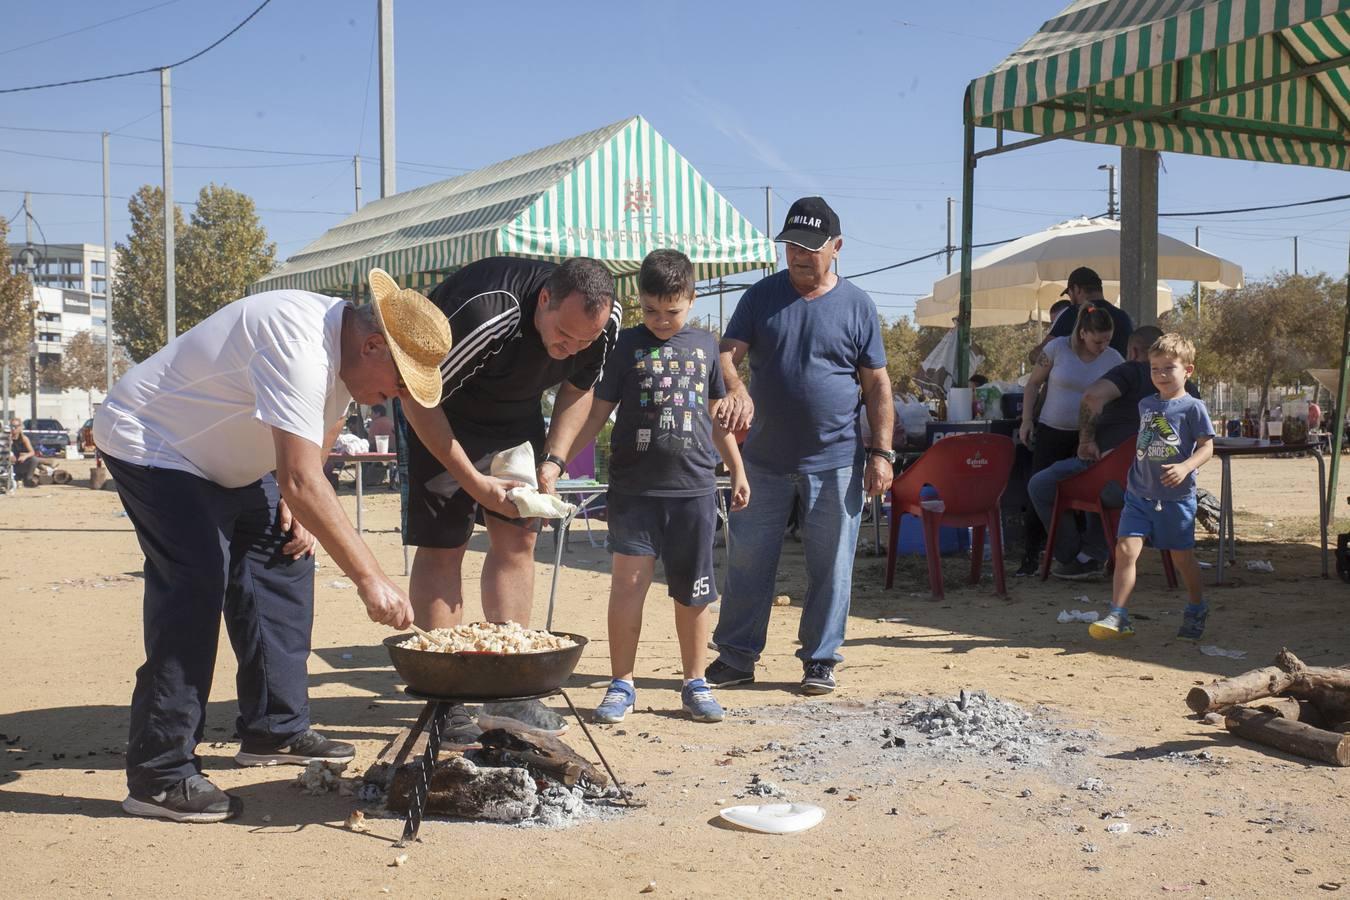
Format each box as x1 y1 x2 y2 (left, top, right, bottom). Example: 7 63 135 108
881 315 921 392
178 184 276 325
0 216 36 395
972 323 1041 382
113 183 275 362
1188 272 1343 416
46 330 133 417
113 185 186 362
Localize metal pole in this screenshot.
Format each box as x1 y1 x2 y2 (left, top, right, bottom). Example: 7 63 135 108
718 277 725 332
2 364 8 423
764 186 774 274
161 67 175 341
945 196 954 274
377 0 396 198
354 154 363 211
1193 225 1201 322
1108 165 1117 219
1327 239 1350 523
24 193 37 423
956 88 976 386
1294 236 1300 275
102 132 114 392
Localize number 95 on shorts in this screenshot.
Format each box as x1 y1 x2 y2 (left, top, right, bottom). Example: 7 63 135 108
604 491 720 607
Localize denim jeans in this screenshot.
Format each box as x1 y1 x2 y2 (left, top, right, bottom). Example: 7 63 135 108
712 460 863 671
1026 456 1111 564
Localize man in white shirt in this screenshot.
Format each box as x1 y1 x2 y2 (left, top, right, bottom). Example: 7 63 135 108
94 269 451 824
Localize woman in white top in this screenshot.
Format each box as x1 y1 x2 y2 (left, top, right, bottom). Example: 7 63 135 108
1015 304 1124 575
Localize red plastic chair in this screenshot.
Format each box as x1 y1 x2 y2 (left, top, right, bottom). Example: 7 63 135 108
885 433 1015 600
1038 436 1177 587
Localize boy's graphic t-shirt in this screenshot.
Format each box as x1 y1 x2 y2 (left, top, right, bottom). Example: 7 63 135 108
1128 393 1215 501
595 324 726 497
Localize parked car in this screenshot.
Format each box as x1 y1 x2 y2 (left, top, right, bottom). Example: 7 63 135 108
79 418 95 454
22 418 71 457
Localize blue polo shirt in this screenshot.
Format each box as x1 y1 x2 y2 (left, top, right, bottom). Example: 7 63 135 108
725 271 886 475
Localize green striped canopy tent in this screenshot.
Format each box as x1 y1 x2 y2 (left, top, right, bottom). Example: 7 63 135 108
958 0 1350 517
250 115 775 301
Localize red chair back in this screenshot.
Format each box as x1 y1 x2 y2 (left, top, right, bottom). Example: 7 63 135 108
1059 435 1137 499
892 433 1015 517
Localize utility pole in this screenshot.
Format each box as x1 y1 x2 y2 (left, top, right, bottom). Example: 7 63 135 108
378 0 396 198
354 154 363 211
23 193 37 422
717 277 725 333
945 196 955 274
1098 163 1118 219
764 186 774 275
1294 235 1300 274
102 132 115 394
161 67 175 341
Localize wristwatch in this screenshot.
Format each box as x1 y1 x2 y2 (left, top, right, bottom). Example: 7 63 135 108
866 447 897 464
540 452 568 474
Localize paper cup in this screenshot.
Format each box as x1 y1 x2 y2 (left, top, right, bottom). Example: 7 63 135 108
375 435 390 453
946 387 973 423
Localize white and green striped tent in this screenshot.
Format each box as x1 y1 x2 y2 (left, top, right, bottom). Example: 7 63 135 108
250 116 775 298
968 0 1350 169
955 0 1350 513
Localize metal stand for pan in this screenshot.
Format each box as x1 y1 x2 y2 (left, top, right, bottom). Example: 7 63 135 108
387 686 642 847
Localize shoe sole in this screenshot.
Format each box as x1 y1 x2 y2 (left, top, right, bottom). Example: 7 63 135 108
800 681 836 695
1087 623 1134 640
684 706 724 723
233 751 355 767
1052 569 1103 581
1176 633 1204 642
122 795 237 823
706 675 754 688
592 707 631 724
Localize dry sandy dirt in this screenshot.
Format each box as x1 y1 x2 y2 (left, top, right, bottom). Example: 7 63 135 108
1 456 1346 899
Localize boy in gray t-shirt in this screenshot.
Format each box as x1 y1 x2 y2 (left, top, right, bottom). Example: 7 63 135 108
1091 334 1215 642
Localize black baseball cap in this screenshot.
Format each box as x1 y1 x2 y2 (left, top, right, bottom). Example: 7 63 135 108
1061 265 1103 295
774 196 841 251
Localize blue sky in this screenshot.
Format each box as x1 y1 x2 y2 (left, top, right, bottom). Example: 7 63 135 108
4 0 1350 326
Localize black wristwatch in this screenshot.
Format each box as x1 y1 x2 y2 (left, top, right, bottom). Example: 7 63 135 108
540 452 567 474
866 447 897 464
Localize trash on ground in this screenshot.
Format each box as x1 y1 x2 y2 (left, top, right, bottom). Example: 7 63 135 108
1106 822 1130 833
718 802 826 834
1199 645 1247 659
1245 560 1275 573
1058 609 1100 624
296 759 348 794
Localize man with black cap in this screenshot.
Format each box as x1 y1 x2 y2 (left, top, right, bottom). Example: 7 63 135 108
1030 266 1134 361
94 270 452 823
708 196 893 695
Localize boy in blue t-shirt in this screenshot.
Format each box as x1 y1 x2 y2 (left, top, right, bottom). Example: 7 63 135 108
1091 334 1215 641
561 250 750 724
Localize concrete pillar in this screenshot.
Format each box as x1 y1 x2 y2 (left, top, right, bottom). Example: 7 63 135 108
1119 148 1159 325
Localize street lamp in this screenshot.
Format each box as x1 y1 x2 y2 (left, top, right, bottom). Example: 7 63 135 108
1097 164 1118 220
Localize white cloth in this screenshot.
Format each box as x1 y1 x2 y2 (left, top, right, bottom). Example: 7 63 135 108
333 433 369 455
94 291 352 488
490 442 576 520
1037 337 1124 431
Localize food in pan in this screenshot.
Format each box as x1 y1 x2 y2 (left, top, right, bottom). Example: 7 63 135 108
398 621 577 654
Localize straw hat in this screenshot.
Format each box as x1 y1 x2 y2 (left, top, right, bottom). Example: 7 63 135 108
367 268 452 408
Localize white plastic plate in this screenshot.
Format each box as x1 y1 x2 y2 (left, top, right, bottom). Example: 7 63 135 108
718 802 826 835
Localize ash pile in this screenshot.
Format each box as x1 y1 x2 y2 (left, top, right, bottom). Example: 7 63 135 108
360 719 626 828
737 690 1098 785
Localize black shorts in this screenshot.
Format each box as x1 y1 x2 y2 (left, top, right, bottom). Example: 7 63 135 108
605 491 719 607
399 412 543 550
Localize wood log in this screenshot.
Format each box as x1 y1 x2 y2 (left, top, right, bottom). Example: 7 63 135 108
1254 697 1304 720
1185 649 1350 714
1224 706 1350 767
385 756 538 820
477 718 607 789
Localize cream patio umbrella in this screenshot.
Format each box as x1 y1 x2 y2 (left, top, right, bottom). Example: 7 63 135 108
916 279 1174 328
918 217 1239 327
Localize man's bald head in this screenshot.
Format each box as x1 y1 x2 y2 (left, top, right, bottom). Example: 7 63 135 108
1127 325 1164 361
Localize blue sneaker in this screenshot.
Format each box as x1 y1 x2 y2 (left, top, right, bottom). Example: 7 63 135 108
593 680 636 724
681 679 724 723
1177 603 1209 642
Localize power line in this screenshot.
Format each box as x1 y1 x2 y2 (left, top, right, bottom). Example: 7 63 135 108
1160 193 1350 217
0 0 184 57
0 145 346 170
0 188 346 215
0 0 272 95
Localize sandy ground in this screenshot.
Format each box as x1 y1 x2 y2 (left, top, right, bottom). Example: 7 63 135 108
1 455 1347 899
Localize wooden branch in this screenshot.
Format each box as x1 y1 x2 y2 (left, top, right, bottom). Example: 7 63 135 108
1224 706 1350 767
1185 649 1350 714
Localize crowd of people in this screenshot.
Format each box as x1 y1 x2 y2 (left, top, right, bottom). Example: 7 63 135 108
85 190 1222 826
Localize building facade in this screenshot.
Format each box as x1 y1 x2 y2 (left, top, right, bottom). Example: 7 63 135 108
2 285 107 433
